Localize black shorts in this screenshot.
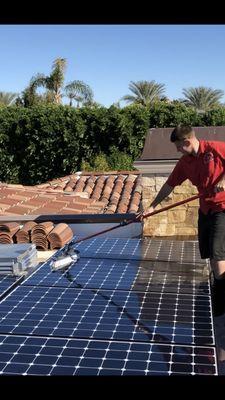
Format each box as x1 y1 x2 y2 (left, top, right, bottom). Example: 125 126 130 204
198 209 225 260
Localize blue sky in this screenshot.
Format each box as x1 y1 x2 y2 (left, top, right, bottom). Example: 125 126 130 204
0 24 225 107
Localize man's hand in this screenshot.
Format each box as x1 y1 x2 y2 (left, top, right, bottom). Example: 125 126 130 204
143 206 155 217
214 177 225 193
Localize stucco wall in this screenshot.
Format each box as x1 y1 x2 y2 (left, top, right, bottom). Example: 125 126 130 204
142 175 199 238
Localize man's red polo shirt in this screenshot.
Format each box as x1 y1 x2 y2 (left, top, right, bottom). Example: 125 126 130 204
166 140 225 214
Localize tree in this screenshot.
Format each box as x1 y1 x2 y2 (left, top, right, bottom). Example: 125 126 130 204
121 80 166 106
22 58 67 106
182 86 224 113
20 58 95 107
0 91 18 106
46 58 67 104
20 73 47 107
64 80 93 107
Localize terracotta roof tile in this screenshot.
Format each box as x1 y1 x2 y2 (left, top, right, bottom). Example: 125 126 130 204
47 223 73 249
15 221 37 243
4 206 33 215
0 222 20 244
0 171 142 216
31 222 54 250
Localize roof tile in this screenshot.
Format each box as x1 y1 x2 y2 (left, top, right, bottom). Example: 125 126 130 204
0 171 142 216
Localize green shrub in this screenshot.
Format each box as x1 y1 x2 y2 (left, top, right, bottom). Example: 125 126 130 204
107 146 134 171
0 103 225 185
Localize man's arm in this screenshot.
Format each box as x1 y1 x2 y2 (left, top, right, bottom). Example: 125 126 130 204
144 182 174 215
213 142 225 193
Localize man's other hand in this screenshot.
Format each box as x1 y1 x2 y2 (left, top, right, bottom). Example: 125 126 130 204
214 177 225 193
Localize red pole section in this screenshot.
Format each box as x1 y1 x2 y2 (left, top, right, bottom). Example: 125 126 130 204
142 193 201 220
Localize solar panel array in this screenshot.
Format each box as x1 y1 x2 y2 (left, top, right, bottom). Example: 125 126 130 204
0 237 218 375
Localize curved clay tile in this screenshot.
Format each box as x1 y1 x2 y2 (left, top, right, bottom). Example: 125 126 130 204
0 233 13 244
100 176 116 203
128 193 141 213
116 204 128 213
104 204 117 214
15 221 37 243
115 175 137 213
32 240 48 251
47 223 73 250
128 176 142 213
83 176 97 196
64 178 78 192
73 176 88 193
31 221 54 236
0 222 20 235
31 222 54 250
91 176 106 200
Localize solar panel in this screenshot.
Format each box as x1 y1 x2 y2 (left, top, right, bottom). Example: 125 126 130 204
0 335 217 375
0 275 23 301
22 257 210 296
0 286 214 346
0 237 218 376
73 237 204 264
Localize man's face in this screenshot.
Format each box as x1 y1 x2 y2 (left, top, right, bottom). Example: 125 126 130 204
175 139 193 155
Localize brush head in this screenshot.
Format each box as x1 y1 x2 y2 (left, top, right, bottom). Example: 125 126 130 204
51 255 73 271
50 249 80 272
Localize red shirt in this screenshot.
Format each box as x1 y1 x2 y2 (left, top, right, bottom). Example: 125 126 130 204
166 140 225 214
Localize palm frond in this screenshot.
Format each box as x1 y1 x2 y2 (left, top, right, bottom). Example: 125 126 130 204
123 80 166 105
182 86 224 112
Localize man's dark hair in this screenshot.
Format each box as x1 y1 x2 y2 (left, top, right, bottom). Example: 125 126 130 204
170 126 195 142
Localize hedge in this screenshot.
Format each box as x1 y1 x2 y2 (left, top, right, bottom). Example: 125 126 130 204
0 103 225 185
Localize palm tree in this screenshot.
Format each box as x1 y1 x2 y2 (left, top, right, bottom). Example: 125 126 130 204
121 80 166 106
182 86 224 113
0 91 19 106
21 58 95 107
64 80 94 107
46 58 67 104
24 58 67 105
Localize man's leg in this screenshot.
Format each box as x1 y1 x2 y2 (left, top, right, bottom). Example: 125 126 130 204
210 212 225 316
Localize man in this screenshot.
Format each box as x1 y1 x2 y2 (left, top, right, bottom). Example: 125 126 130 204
144 125 225 316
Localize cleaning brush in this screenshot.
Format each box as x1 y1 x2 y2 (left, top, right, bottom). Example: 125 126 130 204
50 240 80 271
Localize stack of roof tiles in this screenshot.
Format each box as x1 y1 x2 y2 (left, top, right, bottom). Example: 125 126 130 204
0 222 73 251
31 222 54 250
15 221 36 243
0 222 20 244
0 171 142 216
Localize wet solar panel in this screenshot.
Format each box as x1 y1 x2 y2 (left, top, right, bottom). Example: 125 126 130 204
22 257 210 296
0 237 218 375
73 237 204 264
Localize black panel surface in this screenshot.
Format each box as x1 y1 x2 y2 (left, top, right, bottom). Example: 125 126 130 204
0 275 23 301
0 286 214 346
0 335 217 375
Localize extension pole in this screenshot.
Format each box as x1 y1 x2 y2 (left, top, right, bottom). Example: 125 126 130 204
73 193 201 245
